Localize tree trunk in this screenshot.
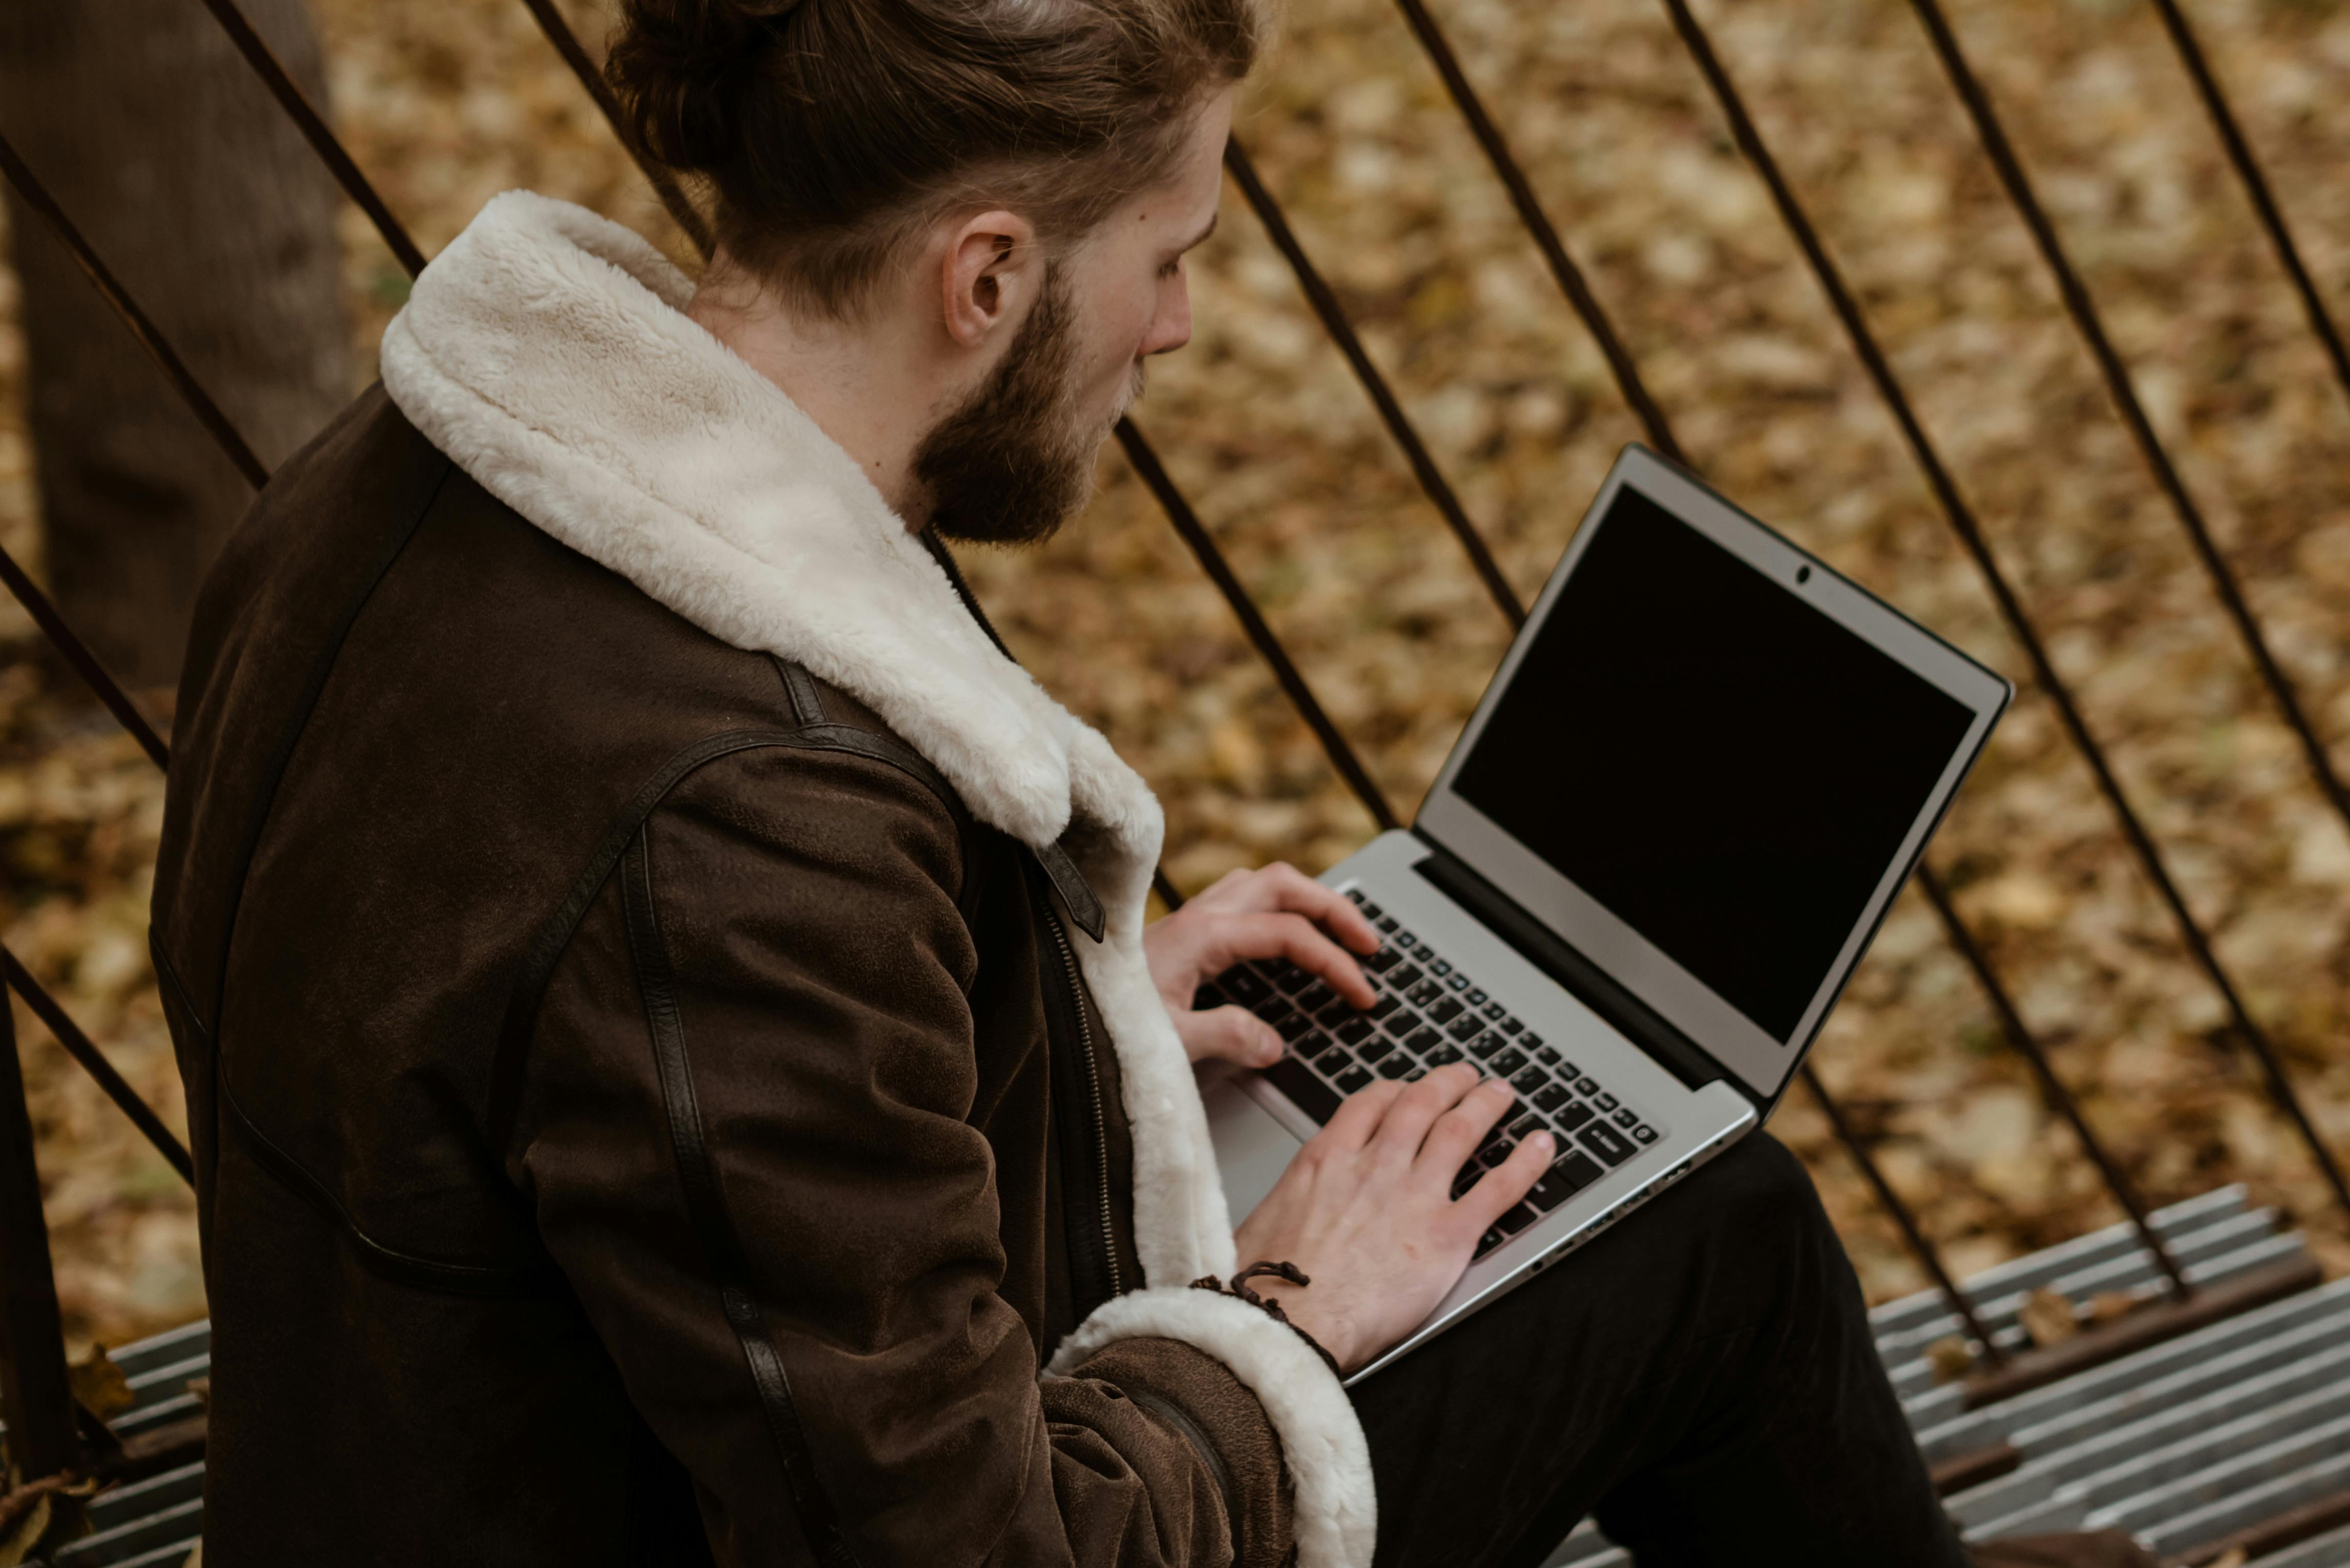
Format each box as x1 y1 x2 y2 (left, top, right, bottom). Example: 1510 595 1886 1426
0 0 351 691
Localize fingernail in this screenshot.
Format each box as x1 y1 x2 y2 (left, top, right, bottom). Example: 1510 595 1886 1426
1533 1131 1555 1153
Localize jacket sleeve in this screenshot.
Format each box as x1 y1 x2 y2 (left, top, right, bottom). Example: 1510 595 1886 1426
518 741 1297 1567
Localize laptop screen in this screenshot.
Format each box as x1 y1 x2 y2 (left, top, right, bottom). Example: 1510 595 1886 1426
1446 482 1978 1047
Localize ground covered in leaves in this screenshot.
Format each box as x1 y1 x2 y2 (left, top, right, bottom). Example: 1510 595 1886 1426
3 0 2349 1352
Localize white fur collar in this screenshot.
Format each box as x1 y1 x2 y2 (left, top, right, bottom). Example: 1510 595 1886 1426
381 192 1373 1565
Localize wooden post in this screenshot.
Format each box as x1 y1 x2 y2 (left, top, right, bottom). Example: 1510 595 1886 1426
0 992 80 1482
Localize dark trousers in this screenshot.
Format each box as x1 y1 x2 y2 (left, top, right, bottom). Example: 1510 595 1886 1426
1354 1132 1970 1568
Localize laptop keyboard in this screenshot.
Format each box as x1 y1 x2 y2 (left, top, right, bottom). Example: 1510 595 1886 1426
1197 889 1662 1260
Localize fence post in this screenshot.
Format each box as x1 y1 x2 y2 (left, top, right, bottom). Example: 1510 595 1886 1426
0 996 81 1485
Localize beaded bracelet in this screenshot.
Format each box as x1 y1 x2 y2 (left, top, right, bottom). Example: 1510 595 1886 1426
1188 1260 1344 1379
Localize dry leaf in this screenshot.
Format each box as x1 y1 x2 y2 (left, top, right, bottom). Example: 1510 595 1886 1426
2018 1288 2080 1349
183 1542 203 1568
1924 1335 1975 1385
2085 1291 2137 1326
0 1495 51 1568
185 1376 210 1407
68 1342 134 1420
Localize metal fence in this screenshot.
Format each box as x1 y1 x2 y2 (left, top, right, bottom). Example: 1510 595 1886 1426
0 0 2346 1532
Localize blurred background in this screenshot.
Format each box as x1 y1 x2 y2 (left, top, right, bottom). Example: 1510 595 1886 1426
1 0 2347 1357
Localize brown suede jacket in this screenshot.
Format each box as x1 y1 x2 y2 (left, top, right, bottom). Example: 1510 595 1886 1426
147 193 1379 1567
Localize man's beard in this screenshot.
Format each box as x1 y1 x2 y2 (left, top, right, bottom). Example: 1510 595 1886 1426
915 262 1135 547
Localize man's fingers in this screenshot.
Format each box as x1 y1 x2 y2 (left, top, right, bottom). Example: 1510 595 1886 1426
1320 1076 1408 1148
1258 863 1381 953
1209 912 1374 1007
1463 1128 1555 1229
1189 862 1381 954
1368 1063 1483 1162
1420 1075 1518 1170
1180 1005 1283 1068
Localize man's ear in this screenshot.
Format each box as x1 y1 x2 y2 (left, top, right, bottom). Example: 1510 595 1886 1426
941 210 1039 349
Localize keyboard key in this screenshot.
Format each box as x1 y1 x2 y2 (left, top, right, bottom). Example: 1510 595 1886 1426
1594 1093 1619 1113
1532 1084 1571 1114
1405 1027 1445 1055
1575 1077 1600 1096
1296 1032 1335 1060
1296 983 1337 1014
1345 888 1364 904
1447 1014 1484 1043
1519 1033 1544 1051
1478 1140 1515 1169
1475 1228 1505 1259
1468 1031 1508 1060
1424 1044 1464 1068
1465 988 1488 1006
1425 996 1464 1025
1452 1164 1482 1197
1535 1046 1562 1068
1263 1057 1340 1123
1633 1125 1658 1145
1483 1002 1507 1021
1389 962 1424 989
1336 1065 1375 1094
1314 999 1354 1028
1412 944 1435 962
1553 1102 1594 1133
1368 994 1401 1020
1445 973 1470 992
1359 1036 1395 1063
1555 1059 1578 1080
1405 1064 1428 1081
1613 1108 1639 1129
1406 980 1446 1009
1365 946 1401 973
1394 929 1417 948
1220 967 1273 1005
1497 1202 1539 1236
1528 1153 1604 1211
1192 982 1228 1010
1272 1012 1315 1042
1510 1066 1548 1096
1336 1017 1374 1046
1269 962 1313 994
1488 1048 1528 1077
1359 900 1384 921
1577 1121 1637 1166
1381 1011 1421 1040
1508 1113 1547 1140
1379 1056 1413 1079
1499 1017 1523 1035
1430 959 1452 976
1376 914 1399 934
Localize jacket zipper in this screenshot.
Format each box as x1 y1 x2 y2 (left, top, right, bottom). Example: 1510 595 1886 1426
1043 901 1124 1300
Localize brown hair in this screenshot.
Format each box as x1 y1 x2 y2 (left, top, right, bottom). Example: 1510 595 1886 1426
606 0 1261 318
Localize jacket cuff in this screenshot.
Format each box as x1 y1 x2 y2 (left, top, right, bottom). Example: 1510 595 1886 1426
1048 1286 1377 1568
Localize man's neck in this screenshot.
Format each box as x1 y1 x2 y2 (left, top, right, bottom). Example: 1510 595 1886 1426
686 257 942 527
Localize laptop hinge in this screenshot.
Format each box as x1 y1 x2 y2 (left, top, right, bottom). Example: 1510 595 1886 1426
1408 832 1748 1104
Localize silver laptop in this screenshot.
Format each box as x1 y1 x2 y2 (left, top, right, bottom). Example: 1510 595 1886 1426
1202 444 2012 1383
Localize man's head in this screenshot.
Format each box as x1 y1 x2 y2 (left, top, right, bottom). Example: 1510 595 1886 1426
609 0 1253 542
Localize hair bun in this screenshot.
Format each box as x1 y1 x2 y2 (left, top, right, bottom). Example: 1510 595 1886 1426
605 0 807 173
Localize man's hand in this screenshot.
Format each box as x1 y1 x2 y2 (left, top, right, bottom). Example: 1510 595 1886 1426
1143 862 1381 1068
1233 1064 1551 1373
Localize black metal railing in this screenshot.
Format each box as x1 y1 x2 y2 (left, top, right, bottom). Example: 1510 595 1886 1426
0 0 2341 1508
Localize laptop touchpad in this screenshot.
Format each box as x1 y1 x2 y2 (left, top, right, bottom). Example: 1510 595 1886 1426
1204 1076 1304 1223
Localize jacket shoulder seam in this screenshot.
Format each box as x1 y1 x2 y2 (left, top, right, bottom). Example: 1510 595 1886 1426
487 724 969 1156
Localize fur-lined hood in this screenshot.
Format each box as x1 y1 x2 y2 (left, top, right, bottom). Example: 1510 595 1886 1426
380 190 1374 1565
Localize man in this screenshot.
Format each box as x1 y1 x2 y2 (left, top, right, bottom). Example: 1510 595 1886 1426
148 0 2151 1561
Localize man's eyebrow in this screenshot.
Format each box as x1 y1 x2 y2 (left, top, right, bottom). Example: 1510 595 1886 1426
1177 212 1220 252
